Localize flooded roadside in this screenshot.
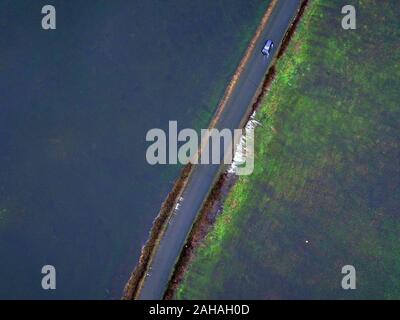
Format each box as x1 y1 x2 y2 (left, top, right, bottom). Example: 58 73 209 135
164 0 309 299
122 1 279 299
123 164 193 299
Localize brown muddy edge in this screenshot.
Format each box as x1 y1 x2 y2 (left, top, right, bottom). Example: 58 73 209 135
163 0 310 300
122 163 193 300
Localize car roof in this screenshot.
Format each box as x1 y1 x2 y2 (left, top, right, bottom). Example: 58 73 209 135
264 40 273 48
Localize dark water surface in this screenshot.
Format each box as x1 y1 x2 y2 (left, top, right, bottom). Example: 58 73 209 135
0 0 267 298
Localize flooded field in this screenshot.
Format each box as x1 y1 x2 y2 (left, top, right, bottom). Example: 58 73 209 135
0 0 268 298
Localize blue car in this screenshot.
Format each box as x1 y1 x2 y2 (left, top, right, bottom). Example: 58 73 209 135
261 40 274 56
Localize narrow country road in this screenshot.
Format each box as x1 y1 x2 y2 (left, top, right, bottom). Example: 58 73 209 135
139 0 303 299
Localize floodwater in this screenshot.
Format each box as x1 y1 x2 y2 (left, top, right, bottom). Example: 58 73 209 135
0 0 268 298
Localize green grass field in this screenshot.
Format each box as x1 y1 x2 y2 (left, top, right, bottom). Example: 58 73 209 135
177 0 400 299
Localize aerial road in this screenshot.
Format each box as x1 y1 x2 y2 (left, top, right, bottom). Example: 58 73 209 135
138 0 303 299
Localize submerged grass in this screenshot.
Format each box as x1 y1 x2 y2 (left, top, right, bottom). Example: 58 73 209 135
177 0 400 299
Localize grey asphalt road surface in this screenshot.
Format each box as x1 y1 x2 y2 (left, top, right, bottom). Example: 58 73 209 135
139 0 303 299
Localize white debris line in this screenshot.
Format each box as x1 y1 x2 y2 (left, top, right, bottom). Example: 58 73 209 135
228 111 261 175
173 196 184 214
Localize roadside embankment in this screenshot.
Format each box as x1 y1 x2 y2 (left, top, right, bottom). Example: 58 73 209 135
164 0 309 299
122 0 279 300
123 164 192 300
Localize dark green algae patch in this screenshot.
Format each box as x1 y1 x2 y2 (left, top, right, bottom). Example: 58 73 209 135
177 0 400 299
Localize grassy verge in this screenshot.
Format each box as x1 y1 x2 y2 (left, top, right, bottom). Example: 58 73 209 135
177 0 400 299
